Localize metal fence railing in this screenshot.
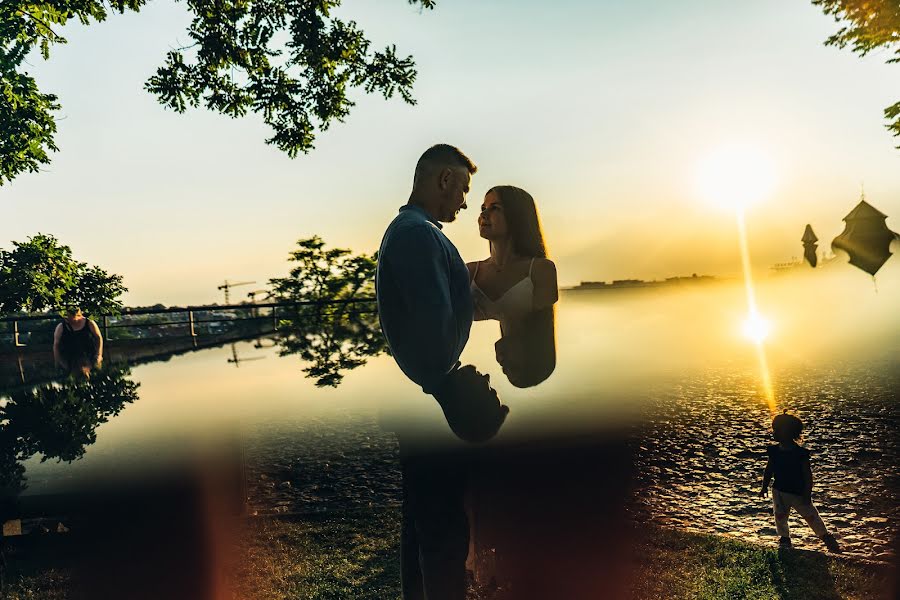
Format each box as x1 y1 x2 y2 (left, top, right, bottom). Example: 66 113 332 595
0 298 377 349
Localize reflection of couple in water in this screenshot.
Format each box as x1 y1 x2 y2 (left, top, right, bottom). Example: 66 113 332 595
376 144 558 599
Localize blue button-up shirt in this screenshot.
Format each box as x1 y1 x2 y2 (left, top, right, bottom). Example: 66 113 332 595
376 204 473 394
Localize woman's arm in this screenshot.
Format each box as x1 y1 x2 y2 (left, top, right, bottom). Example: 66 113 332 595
531 258 558 310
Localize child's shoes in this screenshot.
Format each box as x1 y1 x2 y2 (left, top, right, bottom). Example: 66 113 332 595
822 534 841 553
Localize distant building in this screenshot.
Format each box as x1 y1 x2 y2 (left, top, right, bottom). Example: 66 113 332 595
565 274 717 291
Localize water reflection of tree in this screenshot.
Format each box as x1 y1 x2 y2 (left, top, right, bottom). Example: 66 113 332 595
0 367 139 498
269 237 386 387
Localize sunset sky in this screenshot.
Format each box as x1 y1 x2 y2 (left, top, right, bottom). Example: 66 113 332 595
4 0 899 306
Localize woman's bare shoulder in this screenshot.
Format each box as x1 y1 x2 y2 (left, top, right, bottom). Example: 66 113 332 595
531 258 557 281
531 258 558 308
466 259 487 281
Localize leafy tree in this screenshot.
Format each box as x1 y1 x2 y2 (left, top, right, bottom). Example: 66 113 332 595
65 264 128 315
269 236 376 303
0 233 127 315
0 366 140 499
269 236 385 387
1 2 143 184
813 0 900 144
275 308 385 387
1 0 437 185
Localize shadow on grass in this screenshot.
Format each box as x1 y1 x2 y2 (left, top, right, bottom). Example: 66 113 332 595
631 525 893 600
767 548 839 600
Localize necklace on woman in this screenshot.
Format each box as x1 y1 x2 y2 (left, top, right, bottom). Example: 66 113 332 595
491 256 518 273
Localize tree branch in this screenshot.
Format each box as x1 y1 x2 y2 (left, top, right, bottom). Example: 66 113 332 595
15 9 64 43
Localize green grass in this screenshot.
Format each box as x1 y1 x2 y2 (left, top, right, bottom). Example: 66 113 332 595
0 568 70 600
631 525 894 600
2 514 894 599
232 515 894 600
230 511 402 600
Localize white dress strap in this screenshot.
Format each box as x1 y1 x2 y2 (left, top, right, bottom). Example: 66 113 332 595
472 260 481 281
528 257 536 277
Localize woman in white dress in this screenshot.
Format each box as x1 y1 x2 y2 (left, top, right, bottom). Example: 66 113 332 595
464 186 561 588
467 185 558 387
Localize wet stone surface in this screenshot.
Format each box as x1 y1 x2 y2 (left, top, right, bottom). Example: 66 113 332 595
630 361 899 562
242 360 898 563
244 414 402 516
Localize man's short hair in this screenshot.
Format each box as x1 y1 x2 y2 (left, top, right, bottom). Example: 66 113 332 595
414 144 477 184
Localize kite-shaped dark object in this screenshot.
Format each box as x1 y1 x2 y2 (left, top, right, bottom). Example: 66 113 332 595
831 200 898 276
802 224 818 267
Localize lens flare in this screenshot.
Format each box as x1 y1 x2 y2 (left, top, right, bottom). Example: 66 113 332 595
742 311 771 344
697 142 779 415
736 212 776 414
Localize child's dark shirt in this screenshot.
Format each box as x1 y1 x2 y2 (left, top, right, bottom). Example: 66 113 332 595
767 444 810 495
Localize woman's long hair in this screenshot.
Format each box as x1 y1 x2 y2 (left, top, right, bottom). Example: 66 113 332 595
488 185 548 258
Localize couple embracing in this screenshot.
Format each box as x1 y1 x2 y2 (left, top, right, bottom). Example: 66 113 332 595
376 144 558 600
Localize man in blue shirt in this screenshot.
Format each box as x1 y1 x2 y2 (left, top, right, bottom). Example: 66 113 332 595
377 144 508 600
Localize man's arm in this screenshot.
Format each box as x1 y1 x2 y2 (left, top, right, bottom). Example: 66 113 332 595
383 224 459 390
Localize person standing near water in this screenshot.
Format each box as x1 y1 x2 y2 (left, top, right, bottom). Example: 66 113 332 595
467 185 558 387
760 411 841 552
53 306 103 372
376 143 509 600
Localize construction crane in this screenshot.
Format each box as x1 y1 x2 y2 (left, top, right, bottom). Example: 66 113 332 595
253 338 277 349
227 343 266 367
246 289 271 303
246 289 272 320
218 280 255 304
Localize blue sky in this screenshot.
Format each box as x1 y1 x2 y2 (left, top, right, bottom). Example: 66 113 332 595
3 0 899 305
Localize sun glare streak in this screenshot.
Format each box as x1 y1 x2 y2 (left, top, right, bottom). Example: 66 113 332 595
696 144 778 414
736 212 776 414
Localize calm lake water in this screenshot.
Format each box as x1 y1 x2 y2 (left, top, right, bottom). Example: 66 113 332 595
3 263 898 562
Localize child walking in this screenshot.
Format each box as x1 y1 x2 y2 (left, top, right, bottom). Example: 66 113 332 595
760 411 840 552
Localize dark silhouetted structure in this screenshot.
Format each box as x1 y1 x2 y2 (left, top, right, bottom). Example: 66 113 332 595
802 224 818 267
831 199 898 276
